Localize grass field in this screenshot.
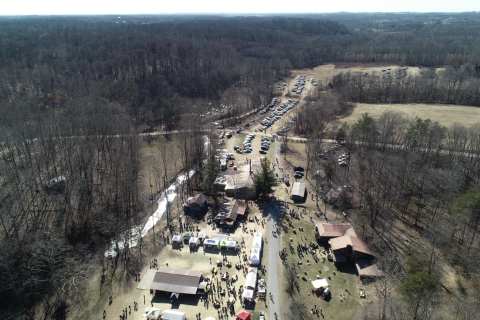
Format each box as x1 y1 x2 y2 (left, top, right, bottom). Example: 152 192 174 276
341 103 480 127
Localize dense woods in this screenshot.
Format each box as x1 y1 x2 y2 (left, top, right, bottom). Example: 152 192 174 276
332 66 480 106
2 12 480 319
304 111 480 319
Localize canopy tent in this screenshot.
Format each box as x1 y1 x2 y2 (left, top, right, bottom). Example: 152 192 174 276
189 237 200 247
137 268 203 295
172 235 182 243
249 248 261 266
249 234 262 266
242 288 254 301
220 239 238 250
198 281 209 291
236 310 252 320
244 268 258 289
162 309 186 320
204 238 219 247
311 278 329 291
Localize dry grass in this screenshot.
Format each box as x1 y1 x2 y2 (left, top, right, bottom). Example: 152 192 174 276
281 217 363 320
138 135 186 197
290 64 426 87
340 103 480 127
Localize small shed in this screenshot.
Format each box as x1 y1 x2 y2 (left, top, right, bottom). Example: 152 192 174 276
356 260 384 281
291 181 306 202
172 235 183 249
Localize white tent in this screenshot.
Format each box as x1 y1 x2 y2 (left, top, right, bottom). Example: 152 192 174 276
245 268 258 289
242 288 255 301
162 309 186 320
204 238 219 247
249 248 261 266
249 234 263 266
189 237 200 247
311 278 329 291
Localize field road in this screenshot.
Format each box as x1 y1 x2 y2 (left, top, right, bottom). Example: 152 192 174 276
265 201 283 320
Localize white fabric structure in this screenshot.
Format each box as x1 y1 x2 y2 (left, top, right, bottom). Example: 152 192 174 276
245 268 258 289
162 309 186 320
189 237 200 246
311 278 329 290
242 288 254 301
223 240 238 249
249 234 263 266
204 238 219 247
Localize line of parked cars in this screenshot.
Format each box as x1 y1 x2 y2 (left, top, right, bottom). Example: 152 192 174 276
234 133 256 154
259 137 271 154
259 97 280 115
338 152 350 167
292 75 306 94
260 98 298 129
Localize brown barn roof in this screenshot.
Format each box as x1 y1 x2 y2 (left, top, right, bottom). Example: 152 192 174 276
356 260 384 278
137 268 202 295
232 200 247 216
316 223 352 238
329 234 374 257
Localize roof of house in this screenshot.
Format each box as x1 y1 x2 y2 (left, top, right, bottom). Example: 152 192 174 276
329 234 374 257
137 268 203 295
356 260 384 278
232 200 247 216
291 181 306 198
185 194 208 207
316 223 352 238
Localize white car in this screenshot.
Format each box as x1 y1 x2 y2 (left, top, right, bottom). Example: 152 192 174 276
143 307 162 320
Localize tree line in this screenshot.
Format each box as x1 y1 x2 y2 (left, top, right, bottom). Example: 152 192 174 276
332 65 480 106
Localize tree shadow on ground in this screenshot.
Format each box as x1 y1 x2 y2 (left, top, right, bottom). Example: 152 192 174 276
257 197 286 226
151 291 200 307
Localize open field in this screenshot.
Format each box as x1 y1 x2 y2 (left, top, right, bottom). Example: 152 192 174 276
340 103 480 127
290 64 426 87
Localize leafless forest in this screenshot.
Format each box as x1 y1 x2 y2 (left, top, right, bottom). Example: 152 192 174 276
1 13 480 319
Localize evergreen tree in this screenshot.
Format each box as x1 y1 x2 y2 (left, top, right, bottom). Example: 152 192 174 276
254 158 277 198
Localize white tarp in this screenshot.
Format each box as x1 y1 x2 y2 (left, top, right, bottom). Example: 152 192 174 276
162 309 186 320
242 288 254 301
204 239 219 247
245 268 258 289
189 237 200 246
104 170 195 258
311 278 329 290
172 235 182 243
249 234 262 266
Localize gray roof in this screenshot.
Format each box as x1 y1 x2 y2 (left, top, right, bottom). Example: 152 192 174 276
138 268 202 295
291 181 306 198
